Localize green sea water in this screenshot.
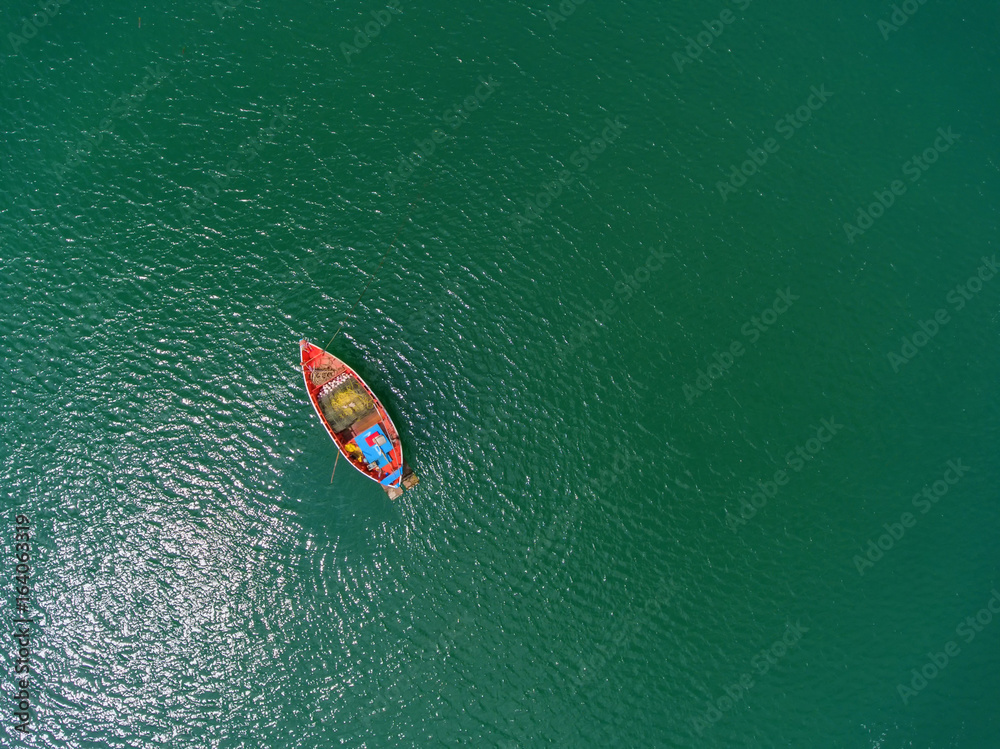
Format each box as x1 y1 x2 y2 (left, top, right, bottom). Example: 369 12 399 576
2 0 999 746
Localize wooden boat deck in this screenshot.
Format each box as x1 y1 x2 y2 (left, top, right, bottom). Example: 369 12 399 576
300 339 418 499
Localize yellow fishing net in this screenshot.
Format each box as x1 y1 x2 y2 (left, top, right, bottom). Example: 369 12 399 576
318 378 375 432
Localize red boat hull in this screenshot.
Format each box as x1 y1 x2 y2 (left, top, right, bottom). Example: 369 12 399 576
300 339 414 496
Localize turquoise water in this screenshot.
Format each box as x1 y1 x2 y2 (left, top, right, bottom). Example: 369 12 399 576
2 0 998 746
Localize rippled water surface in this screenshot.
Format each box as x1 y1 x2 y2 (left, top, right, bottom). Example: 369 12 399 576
2 0 999 746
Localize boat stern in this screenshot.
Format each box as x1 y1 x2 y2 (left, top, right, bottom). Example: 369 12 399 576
381 462 419 500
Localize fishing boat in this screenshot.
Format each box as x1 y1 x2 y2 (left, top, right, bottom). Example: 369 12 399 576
300 339 419 499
